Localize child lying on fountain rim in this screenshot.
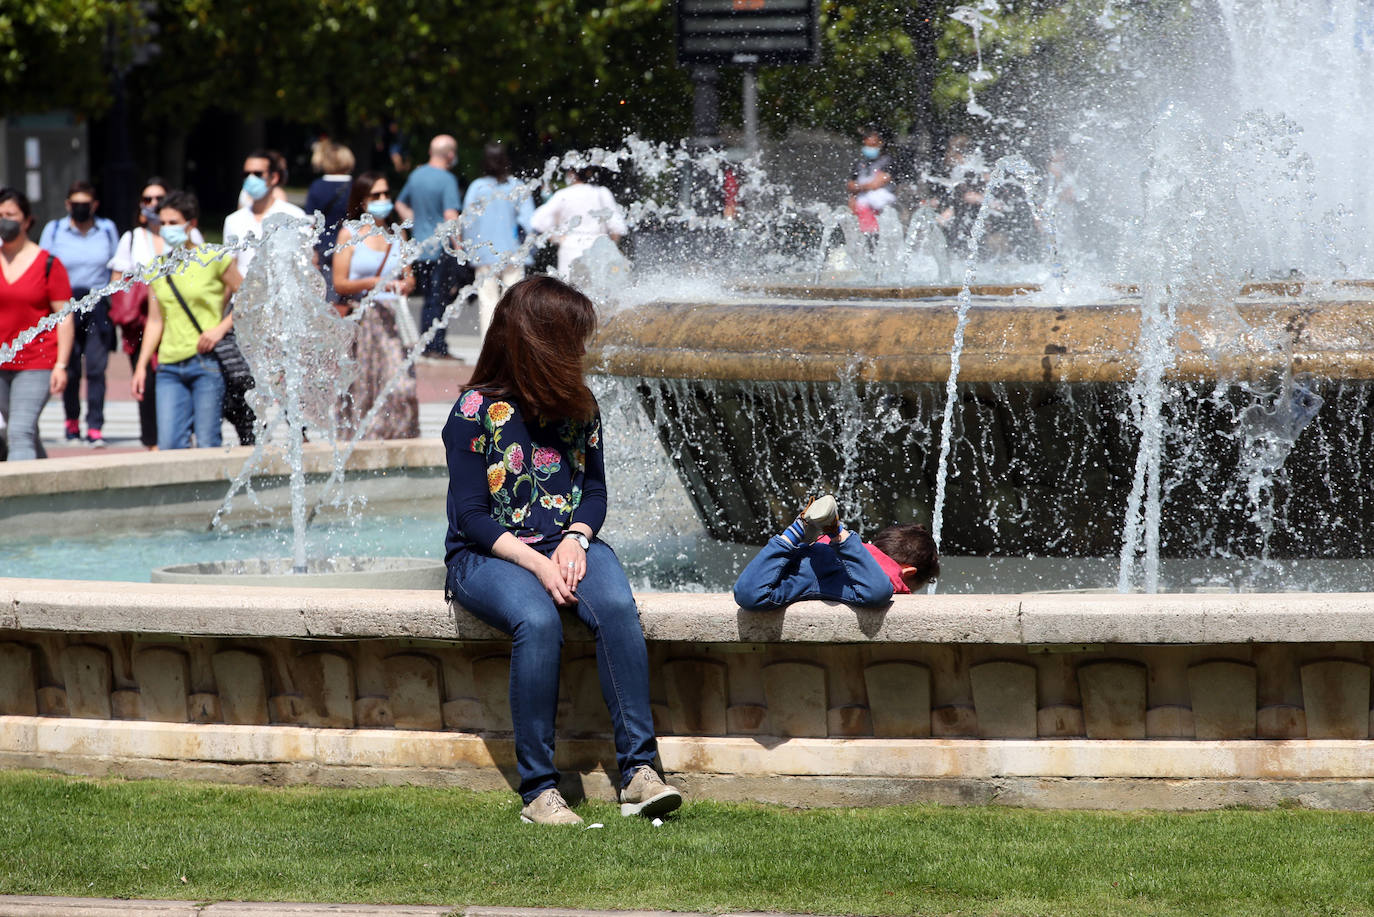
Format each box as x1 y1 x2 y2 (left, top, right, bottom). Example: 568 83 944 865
732 495 940 610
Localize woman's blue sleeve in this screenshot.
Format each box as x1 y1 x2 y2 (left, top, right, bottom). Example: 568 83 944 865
571 413 607 534
442 406 509 552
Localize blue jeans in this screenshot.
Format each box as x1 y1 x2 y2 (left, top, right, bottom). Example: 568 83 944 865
62 292 114 430
733 534 895 610
0 369 52 460
447 540 659 803
155 354 225 450
416 258 452 356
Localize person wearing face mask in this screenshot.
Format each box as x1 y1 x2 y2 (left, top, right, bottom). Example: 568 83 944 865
132 191 243 450
39 181 119 447
223 149 307 280
846 126 896 234
108 179 207 451
395 134 463 360
0 187 74 461
221 150 304 446
333 171 419 440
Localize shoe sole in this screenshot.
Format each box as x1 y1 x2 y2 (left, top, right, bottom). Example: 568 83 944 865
519 814 584 825
620 788 683 818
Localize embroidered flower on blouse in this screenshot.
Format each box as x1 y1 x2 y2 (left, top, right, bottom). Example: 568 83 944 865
539 494 555 508
487 401 514 427
533 446 561 474
460 391 483 417
470 434 486 454
487 463 506 493
512 506 528 524
588 425 600 448
506 443 524 473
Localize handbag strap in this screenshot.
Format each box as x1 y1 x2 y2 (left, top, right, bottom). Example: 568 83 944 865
164 276 205 335
369 242 392 279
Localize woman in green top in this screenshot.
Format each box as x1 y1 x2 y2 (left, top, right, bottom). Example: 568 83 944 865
130 191 242 449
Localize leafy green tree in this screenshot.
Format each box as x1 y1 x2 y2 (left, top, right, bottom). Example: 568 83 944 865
0 0 146 114
758 0 946 141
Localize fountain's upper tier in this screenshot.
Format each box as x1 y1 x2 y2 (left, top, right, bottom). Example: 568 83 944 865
590 287 1374 385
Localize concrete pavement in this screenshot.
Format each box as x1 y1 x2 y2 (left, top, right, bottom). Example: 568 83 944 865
33 330 478 458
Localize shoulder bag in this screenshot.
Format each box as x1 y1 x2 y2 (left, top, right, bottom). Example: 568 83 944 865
108 230 153 326
164 275 256 392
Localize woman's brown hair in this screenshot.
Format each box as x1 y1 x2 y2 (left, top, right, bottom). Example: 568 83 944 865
467 275 598 421
345 171 395 223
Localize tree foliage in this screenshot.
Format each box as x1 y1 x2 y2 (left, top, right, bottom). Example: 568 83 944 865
4 0 1133 154
4 0 691 153
0 0 146 114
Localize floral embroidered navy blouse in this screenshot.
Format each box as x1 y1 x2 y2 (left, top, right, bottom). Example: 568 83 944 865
442 389 607 565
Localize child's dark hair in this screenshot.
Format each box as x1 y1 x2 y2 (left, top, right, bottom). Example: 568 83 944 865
871 523 939 586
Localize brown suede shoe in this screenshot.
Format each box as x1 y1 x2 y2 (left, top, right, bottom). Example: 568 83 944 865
520 788 584 825
619 767 684 818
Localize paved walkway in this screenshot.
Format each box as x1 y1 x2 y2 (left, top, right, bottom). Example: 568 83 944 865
0 901 822 917
31 331 478 458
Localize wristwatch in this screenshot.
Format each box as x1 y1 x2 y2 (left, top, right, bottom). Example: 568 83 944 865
563 531 590 551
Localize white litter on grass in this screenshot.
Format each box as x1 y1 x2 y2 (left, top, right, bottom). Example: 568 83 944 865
585 823 604 830
652 818 664 827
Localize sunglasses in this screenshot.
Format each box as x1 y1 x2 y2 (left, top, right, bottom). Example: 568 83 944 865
366 190 390 200
243 169 268 179
140 195 165 205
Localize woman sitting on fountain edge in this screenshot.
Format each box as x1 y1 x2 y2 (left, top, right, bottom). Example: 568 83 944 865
441 275 683 826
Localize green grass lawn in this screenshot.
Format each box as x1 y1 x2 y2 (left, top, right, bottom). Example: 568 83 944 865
0 770 1371 916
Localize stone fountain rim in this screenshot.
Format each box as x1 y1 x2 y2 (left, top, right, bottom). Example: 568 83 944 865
0 438 446 501
731 277 1374 301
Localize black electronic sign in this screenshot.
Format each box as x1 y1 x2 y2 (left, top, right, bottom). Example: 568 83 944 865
676 0 821 67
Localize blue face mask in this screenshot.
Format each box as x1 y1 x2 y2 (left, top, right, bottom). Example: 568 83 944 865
160 223 188 247
366 199 394 220
862 145 882 160
242 174 270 202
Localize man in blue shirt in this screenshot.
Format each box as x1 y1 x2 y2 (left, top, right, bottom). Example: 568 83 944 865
40 180 119 446
396 134 462 358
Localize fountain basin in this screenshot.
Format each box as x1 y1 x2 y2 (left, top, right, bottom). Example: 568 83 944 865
0 440 447 537
591 294 1374 384
590 294 1374 556
2 576 1373 810
152 557 445 590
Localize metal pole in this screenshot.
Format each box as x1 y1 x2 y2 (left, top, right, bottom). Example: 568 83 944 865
742 69 759 155
691 65 721 147
683 65 722 210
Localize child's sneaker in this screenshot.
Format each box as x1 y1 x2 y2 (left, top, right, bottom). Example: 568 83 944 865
519 788 584 825
619 766 683 818
800 494 840 543
87 428 105 448
64 419 81 441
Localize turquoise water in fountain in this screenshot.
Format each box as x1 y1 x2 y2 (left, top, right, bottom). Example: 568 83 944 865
4 507 1370 594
